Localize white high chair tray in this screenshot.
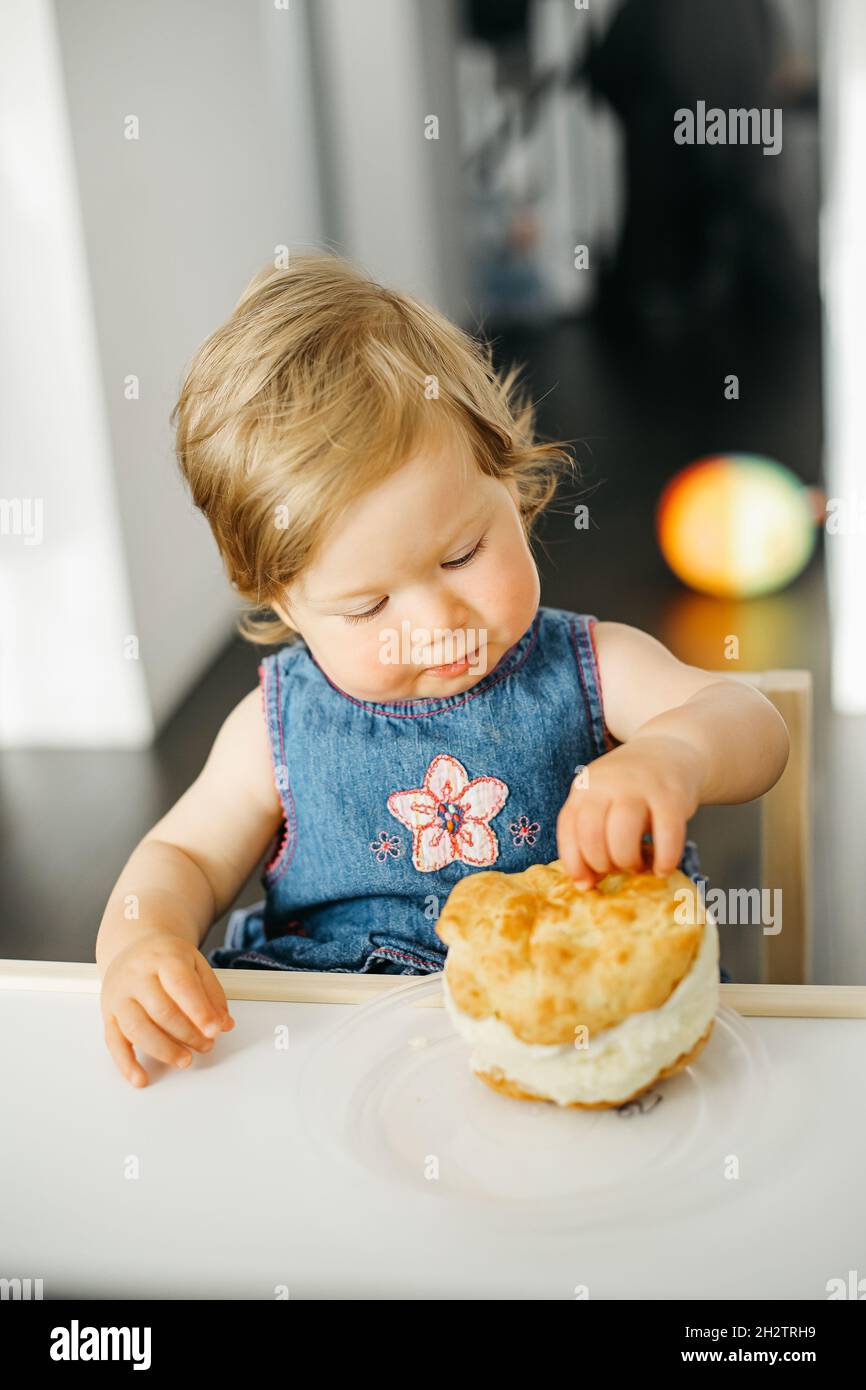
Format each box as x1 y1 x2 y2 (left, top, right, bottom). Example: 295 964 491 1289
1 960 865 1299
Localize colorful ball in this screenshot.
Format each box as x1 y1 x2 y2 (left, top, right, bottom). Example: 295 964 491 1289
656 454 817 598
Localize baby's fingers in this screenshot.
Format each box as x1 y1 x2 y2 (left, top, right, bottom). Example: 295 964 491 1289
138 976 216 1051
574 799 613 878
556 797 600 888
157 956 230 1041
115 999 196 1070
650 802 686 875
104 1014 149 1089
193 954 234 1033
605 798 650 872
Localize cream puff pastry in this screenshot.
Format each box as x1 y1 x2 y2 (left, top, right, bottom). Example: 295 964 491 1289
435 859 719 1108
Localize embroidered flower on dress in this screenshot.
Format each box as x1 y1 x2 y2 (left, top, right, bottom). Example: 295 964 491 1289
510 815 540 847
369 830 403 862
386 753 509 873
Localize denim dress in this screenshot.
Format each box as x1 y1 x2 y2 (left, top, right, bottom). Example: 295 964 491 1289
207 607 721 977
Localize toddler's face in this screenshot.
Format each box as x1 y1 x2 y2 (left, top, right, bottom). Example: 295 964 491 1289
275 430 540 701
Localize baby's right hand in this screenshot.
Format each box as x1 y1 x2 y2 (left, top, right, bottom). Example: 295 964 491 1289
100 932 235 1088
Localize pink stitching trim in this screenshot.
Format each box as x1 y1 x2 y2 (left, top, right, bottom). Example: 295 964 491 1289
586 616 616 751
366 946 442 970
308 613 541 719
264 821 290 876
570 616 614 755
260 661 288 876
262 656 298 884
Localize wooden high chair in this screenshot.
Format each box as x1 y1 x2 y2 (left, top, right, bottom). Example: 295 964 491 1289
729 670 813 985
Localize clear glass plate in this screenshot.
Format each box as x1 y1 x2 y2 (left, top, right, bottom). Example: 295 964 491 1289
297 971 774 1231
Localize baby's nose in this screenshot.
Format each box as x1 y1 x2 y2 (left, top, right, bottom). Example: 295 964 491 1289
409 596 471 641
415 618 475 666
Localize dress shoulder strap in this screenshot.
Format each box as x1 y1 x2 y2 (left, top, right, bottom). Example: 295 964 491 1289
537 607 614 758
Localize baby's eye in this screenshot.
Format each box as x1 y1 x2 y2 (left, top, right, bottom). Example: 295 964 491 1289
343 597 388 625
442 535 488 569
342 533 488 623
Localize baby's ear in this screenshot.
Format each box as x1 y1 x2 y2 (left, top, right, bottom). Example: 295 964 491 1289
271 598 296 632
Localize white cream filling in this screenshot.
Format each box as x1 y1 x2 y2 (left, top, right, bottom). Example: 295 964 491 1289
442 912 720 1106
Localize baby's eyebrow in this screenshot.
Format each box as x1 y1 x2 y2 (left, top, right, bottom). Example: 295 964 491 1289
307 503 491 607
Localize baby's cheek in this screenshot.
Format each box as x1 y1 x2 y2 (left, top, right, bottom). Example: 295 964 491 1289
479 554 538 631
369 652 412 697
344 633 410 698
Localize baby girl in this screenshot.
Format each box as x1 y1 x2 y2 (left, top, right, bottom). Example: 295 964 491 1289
96 254 789 1087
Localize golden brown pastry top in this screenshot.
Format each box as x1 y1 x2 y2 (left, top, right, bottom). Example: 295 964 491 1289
435 859 704 1045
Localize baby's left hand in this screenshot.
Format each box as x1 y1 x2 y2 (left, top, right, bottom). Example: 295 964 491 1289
556 736 705 888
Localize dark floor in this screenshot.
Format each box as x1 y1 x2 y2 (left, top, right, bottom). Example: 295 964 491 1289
4 290 860 985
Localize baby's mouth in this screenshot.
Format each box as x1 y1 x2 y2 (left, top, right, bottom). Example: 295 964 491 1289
424 645 479 675
425 654 472 676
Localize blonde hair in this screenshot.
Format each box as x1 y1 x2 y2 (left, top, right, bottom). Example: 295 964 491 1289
171 252 575 646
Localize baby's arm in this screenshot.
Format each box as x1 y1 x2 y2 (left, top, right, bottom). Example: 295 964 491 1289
96 686 283 1086
557 622 790 886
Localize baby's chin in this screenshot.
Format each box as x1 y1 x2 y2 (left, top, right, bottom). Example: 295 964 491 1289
347 651 498 703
